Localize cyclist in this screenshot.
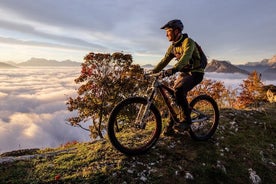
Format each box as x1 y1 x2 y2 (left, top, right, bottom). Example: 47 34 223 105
152 19 204 136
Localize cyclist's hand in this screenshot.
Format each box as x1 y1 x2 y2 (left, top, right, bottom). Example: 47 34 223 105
144 70 154 75
164 68 176 77
143 70 153 80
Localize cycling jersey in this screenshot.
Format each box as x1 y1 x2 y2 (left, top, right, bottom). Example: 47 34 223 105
153 33 204 73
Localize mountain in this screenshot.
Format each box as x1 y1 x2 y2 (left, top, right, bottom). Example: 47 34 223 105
236 55 276 80
242 55 276 67
243 59 270 66
17 58 81 67
0 62 17 68
205 59 249 74
268 55 276 65
141 64 154 69
236 65 269 73
262 63 276 80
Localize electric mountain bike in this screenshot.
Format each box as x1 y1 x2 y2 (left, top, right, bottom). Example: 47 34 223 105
107 71 219 155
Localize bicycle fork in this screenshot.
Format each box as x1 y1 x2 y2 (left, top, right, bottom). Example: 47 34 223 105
135 87 156 129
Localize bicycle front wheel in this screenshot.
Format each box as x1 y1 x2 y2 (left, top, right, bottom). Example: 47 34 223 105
107 97 162 155
189 95 219 141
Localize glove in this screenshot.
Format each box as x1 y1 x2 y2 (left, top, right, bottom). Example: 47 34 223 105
145 70 154 75
164 68 177 77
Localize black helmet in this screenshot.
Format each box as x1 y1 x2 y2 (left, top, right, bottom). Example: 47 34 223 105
161 19 183 31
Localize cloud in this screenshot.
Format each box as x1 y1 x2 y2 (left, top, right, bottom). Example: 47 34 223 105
204 73 248 89
0 111 89 152
0 19 106 51
205 72 276 89
0 67 90 153
1 0 276 64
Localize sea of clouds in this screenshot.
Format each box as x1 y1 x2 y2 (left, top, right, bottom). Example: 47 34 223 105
205 72 276 89
0 67 91 153
0 68 275 153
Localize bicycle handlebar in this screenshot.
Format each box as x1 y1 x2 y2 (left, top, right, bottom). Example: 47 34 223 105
144 70 165 78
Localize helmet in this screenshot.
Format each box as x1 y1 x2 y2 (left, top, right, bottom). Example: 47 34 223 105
161 19 183 31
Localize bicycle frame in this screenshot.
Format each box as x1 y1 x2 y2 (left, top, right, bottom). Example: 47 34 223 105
137 73 181 127
137 72 209 128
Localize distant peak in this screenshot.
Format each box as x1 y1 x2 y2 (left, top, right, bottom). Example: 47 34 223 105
18 58 80 67
268 55 276 64
206 59 249 74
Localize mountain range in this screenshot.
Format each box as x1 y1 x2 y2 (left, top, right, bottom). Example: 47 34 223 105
204 58 275 80
143 55 276 80
1 58 81 68
1 55 276 79
236 55 276 80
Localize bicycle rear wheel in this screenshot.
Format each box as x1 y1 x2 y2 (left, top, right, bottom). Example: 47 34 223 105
189 95 219 141
108 97 162 155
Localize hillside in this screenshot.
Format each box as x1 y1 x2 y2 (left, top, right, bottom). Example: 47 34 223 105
1 103 275 183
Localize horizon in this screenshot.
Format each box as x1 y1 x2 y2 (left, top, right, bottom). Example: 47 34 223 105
1 54 275 66
0 1 276 65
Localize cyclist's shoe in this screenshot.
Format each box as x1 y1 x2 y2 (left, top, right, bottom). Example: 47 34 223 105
174 120 192 132
163 125 175 136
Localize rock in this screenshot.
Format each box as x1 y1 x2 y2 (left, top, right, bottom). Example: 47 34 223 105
185 172 194 180
0 148 76 164
248 168 262 184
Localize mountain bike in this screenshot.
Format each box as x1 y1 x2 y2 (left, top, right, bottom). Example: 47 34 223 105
107 71 219 155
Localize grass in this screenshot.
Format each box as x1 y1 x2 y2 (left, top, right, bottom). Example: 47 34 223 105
0 103 275 183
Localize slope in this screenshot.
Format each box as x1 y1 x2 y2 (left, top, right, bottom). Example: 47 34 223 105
0 103 275 183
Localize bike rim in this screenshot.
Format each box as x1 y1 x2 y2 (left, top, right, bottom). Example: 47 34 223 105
112 102 159 152
190 99 217 138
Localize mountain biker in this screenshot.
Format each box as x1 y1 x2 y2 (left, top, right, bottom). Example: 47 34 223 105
151 19 204 136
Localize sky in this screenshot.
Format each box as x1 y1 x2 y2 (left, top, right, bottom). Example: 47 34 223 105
0 0 276 65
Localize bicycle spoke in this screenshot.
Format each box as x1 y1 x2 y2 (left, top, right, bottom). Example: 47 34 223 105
189 95 219 140
108 97 162 155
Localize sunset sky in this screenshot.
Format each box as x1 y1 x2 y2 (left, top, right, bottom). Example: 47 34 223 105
0 0 276 65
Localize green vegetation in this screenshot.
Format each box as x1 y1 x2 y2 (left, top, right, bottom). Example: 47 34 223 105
1 103 275 183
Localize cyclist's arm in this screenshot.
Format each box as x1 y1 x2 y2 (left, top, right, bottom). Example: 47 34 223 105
152 45 174 73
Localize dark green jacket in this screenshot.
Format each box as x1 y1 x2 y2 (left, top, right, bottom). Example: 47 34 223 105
153 33 204 73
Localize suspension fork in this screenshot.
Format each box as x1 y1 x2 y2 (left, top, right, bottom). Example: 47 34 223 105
135 85 157 129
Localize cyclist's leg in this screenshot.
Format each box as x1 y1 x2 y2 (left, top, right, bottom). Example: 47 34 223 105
163 117 175 136
174 72 204 124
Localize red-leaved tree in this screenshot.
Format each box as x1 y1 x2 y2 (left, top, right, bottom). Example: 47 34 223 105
66 52 148 139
